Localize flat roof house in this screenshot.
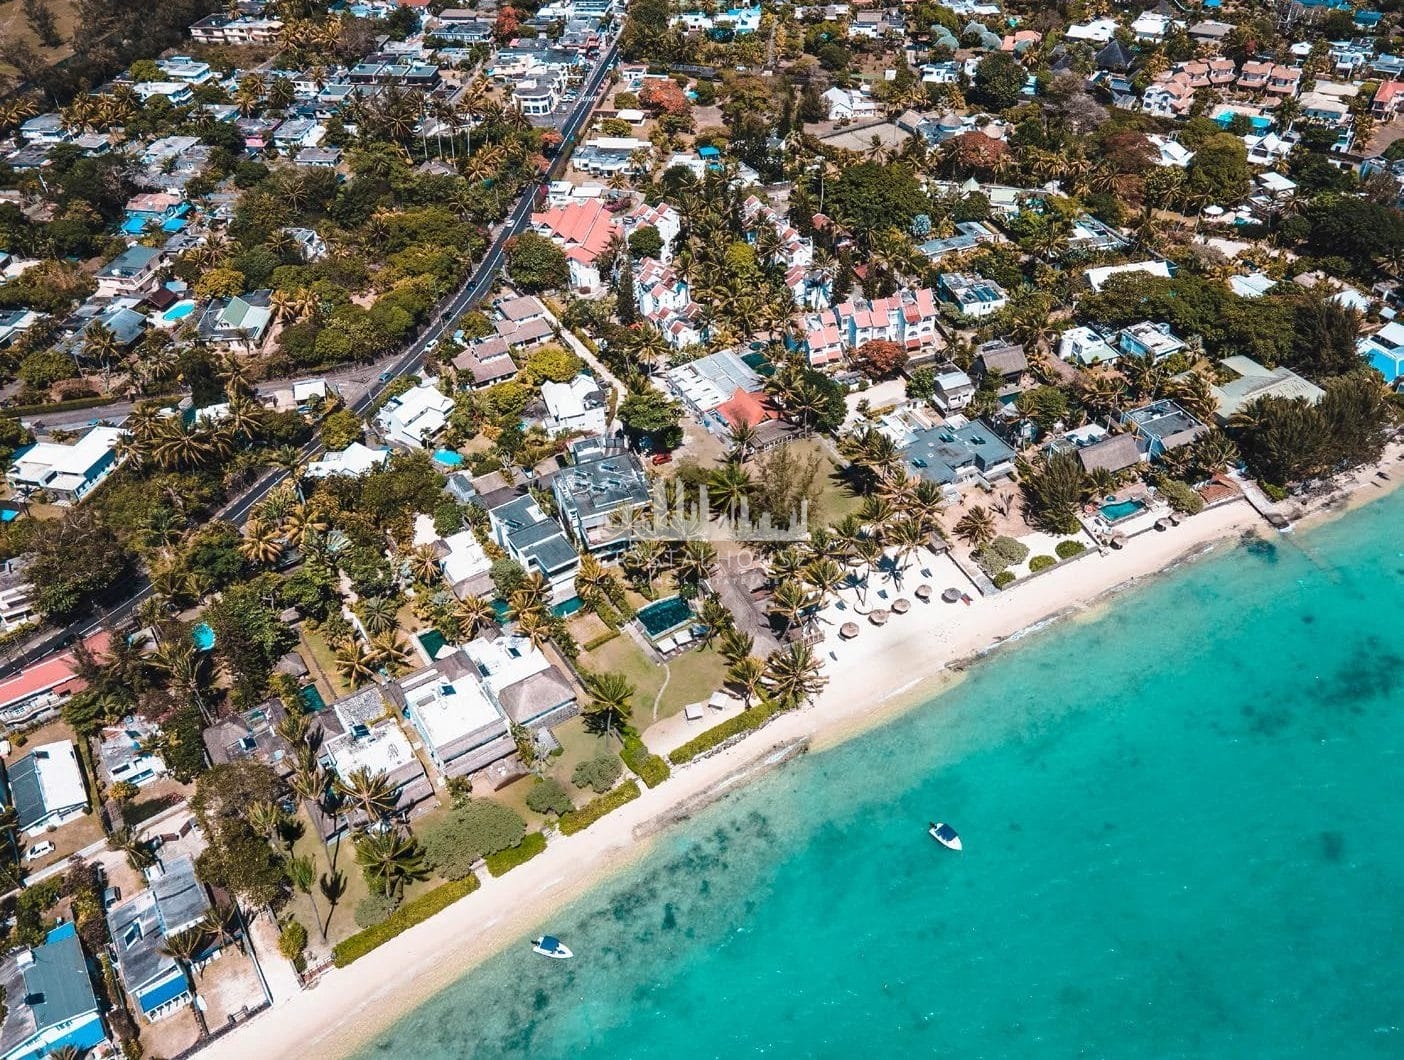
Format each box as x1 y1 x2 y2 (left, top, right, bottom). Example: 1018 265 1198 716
488 494 579 603
551 437 650 557
316 686 432 832
389 651 512 778
0 922 106 1060
2 739 88 836
1117 321 1185 363
901 416 1017 493
464 634 577 730
1356 320 1404 383
939 272 1008 317
375 378 453 448
97 717 167 789
106 856 212 1022
7 425 125 505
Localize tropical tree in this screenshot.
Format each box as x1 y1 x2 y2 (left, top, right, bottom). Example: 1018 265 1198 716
355 830 428 898
334 767 400 828
727 655 767 707
239 518 284 567
718 627 755 666
954 505 997 549
581 671 635 740
763 642 827 708
453 595 496 639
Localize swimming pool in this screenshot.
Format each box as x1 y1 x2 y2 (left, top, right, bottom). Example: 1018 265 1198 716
418 629 449 660
432 449 464 467
636 596 693 638
162 300 196 323
192 623 216 650
1100 499 1147 522
298 685 327 712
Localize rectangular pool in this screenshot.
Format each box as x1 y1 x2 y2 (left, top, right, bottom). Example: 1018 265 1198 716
1100 499 1147 522
636 596 693 638
298 685 327 712
418 629 449 660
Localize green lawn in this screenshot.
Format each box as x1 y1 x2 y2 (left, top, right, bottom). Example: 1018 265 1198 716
650 647 729 725
580 634 666 711
300 628 349 699
788 438 863 526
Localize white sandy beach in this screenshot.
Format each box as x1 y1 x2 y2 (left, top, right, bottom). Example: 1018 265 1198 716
201 454 1401 1060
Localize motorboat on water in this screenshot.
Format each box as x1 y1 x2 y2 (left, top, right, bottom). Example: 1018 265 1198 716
928 822 962 851
532 935 573 959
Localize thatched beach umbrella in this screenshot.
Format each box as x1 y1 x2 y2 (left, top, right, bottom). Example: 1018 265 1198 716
1110 533 1127 550
1154 517 1171 532
915 584 933 602
869 609 890 626
941 587 962 603
839 622 860 639
892 598 911 614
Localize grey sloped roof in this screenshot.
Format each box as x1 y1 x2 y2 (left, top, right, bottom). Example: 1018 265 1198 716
0 925 99 1052
4 754 45 830
499 668 577 726
152 856 211 935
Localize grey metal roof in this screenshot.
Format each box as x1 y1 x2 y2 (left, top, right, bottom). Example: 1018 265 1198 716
0 924 99 1053
152 856 211 935
903 421 1017 485
4 754 46 830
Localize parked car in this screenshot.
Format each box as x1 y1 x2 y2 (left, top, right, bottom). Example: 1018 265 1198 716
25 841 55 861
651 452 673 465
103 886 122 909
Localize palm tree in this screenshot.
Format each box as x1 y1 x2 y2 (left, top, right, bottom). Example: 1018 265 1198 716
582 671 635 740
355 830 428 898
696 597 731 645
718 627 755 666
763 642 827 708
768 580 819 637
514 608 553 652
673 540 717 587
246 800 286 846
356 596 398 636
288 854 326 940
727 420 759 463
108 826 156 870
623 540 665 595
334 642 376 686
335 767 401 829
239 518 284 567
318 869 348 937
954 506 997 549
709 461 752 520
401 544 441 586
160 927 211 1037
727 655 767 707
368 631 410 671
453 595 496 639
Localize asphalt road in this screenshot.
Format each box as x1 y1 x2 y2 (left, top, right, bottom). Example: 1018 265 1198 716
0 39 620 677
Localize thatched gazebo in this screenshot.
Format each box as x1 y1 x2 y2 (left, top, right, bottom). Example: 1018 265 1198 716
915 584 933 602
942 587 962 603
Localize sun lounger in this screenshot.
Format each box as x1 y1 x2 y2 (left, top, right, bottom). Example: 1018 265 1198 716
656 635 677 653
674 628 694 646
684 702 704 721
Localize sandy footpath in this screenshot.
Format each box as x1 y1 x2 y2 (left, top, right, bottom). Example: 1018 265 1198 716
201 454 1402 1060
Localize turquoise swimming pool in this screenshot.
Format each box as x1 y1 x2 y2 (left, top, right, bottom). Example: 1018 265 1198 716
298 685 326 712
432 449 464 467
192 623 216 650
636 596 692 638
162 300 196 323
418 629 449 660
1100 499 1147 522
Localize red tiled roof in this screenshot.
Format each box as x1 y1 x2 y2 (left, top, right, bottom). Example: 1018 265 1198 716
716 387 778 429
531 199 617 262
0 631 111 709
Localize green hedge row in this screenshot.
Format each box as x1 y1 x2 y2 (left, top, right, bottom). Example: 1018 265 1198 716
668 700 790 766
559 780 640 836
485 831 547 877
331 874 480 967
621 736 670 788
582 629 620 652
1 393 179 418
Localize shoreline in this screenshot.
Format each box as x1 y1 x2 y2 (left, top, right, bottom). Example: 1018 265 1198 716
200 459 1401 1060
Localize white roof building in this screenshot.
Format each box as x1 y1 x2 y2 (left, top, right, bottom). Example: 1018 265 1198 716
1058 325 1119 366
304 442 390 479
7 426 126 505
412 513 491 597
375 378 453 448
540 374 607 436
1086 260 1172 293
7 739 89 835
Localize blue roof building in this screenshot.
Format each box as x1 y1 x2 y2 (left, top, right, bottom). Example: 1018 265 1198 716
106 856 213 1022
0 923 107 1060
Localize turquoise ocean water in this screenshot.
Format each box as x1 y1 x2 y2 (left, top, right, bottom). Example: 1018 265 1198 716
358 492 1404 1060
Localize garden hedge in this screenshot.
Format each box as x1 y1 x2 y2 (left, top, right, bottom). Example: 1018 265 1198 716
559 780 641 836
668 700 790 766
332 874 480 967
485 831 547 877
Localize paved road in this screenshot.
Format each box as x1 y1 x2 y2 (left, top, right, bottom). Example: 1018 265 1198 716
0 39 620 678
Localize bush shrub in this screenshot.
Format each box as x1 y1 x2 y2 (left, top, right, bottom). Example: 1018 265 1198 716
559 780 641 836
992 570 1016 589
1028 554 1056 573
974 535 1029 573
525 777 573 816
278 918 308 961
1259 480 1288 501
583 629 620 651
353 892 401 929
334 875 480 966
421 799 526 880
484 831 547 877
571 753 623 794
668 700 791 766
621 736 670 788
1055 540 1086 560
1158 478 1206 514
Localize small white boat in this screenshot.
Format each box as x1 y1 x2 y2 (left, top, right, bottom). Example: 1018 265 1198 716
532 936 573 959
928 822 962 851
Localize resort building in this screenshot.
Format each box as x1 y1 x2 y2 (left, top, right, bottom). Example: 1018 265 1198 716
375 379 453 448
551 437 651 557
887 411 1017 496
488 494 580 603
0 923 107 1060
2 739 89 836
1210 356 1325 423
7 426 126 505
106 856 213 1023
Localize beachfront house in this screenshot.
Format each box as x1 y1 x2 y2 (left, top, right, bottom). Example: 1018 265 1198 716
890 412 1017 497
316 686 433 832
390 651 512 779
551 437 651 557
1356 321 1404 384
2 739 89 836
0 923 107 1060
106 856 214 1023
1209 356 1325 423
1122 400 1207 459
